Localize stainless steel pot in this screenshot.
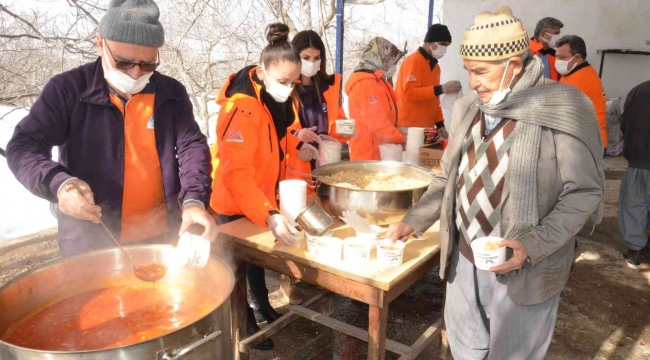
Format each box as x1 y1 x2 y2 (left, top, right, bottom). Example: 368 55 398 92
312 161 434 225
0 245 234 360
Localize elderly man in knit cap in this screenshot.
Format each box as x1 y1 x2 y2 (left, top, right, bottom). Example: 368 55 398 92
396 24 462 135
7 0 217 256
388 7 604 359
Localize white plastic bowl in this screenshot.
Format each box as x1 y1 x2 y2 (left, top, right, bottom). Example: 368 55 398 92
376 239 405 268
175 232 211 269
470 237 506 270
343 237 373 265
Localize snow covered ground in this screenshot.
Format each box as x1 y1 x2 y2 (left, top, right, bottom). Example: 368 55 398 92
0 106 57 241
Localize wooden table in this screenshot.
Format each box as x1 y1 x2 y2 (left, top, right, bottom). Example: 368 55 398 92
218 214 444 360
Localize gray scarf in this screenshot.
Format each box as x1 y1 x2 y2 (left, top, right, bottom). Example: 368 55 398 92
479 55 605 240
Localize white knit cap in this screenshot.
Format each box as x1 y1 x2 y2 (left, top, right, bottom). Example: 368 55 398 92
460 7 529 61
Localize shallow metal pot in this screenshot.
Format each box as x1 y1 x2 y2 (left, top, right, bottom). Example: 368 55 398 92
0 245 234 360
313 161 434 225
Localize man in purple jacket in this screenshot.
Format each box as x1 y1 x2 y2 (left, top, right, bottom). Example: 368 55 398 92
6 0 217 256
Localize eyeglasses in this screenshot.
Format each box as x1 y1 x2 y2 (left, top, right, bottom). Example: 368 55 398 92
104 41 160 72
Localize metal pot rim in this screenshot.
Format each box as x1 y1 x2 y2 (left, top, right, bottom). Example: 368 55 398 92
313 160 434 193
0 244 235 354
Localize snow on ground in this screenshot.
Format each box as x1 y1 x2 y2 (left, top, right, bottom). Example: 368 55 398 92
0 106 57 241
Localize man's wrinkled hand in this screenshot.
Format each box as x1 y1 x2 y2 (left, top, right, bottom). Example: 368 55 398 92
386 222 414 243
489 239 528 274
58 179 101 223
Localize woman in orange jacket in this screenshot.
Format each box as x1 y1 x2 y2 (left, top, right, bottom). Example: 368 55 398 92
345 37 405 160
209 23 318 351
283 30 348 180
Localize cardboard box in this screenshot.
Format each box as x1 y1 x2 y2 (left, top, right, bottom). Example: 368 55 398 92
420 143 444 173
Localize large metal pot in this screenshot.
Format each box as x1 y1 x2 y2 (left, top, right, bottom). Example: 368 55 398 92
0 245 234 360
313 161 434 225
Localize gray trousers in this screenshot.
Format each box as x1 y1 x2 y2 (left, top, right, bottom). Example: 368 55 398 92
445 242 560 360
618 168 650 250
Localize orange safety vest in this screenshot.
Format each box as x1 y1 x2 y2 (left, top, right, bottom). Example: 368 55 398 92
345 69 405 161
210 66 301 227
395 49 444 128
560 63 608 147
108 90 168 242
530 38 560 81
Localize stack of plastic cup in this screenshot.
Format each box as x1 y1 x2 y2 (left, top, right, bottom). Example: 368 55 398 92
379 144 403 162
279 180 307 226
406 127 425 153
317 139 343 168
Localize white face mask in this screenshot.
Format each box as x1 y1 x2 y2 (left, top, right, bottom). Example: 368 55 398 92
554 55 577 75
542 32 562 49
385 65 397 79
262 67 294 103
102 40 154 95
301 59 321 78
431 44 447 59
484 59 515 106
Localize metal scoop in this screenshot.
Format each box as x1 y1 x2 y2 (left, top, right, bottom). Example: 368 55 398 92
72 184 167 282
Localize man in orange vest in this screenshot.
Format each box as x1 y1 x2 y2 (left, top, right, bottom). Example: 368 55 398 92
529 17 563 81
396 24 462 135
556 35 608 153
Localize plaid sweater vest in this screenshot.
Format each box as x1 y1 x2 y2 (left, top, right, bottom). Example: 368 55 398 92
456 113 517 245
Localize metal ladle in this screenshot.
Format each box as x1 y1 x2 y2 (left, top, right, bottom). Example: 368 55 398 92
72 184 166 282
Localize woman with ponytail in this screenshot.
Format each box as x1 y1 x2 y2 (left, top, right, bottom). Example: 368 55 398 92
209 23 317 351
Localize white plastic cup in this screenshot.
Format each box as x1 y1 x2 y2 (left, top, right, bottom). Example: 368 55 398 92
306 230 332 253
176 232 211 269
470 237 506 270
279 180 307 225
313 236 343 262
335 119 355 136
344 237 373 265
355 225 383 249
401 150 420 166
376 239 405 267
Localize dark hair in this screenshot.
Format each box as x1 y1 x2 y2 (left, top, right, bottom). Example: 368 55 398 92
556 35 587 59
534 17 564 38
291 30 334 104
260 23 300 68
292 30 333 82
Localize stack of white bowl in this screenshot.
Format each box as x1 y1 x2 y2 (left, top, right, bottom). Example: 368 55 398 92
401 150 420 166
406 127 425 153
317 139 343 168
279 180 307 226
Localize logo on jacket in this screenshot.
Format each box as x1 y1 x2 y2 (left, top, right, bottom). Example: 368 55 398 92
322 102 328 113
407 75 416 82
226 130 244 142
369 96 379 105
146 116 155 129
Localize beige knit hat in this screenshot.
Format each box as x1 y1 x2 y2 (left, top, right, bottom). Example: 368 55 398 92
460 6 529 61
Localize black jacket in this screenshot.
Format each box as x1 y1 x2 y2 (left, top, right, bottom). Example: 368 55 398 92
621 80 650 169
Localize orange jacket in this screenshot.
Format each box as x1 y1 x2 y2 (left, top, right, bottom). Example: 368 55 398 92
345 69 404 160
284 74 347 182
560 63 608 147
530 38 560 81
210 65 300 227
395 49 444 128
